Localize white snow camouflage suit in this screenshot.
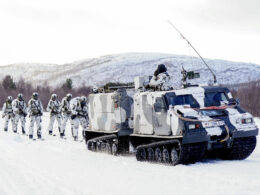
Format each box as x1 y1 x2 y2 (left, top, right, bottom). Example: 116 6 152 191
2 101 15 132
27 98 43 138
46 99 62 135
60 97 72 135
70 97 89 139
149 72 171 91
12 98 27 134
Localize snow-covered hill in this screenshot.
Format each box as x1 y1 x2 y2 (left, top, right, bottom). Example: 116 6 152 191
1 53 260 88
0 112 259 195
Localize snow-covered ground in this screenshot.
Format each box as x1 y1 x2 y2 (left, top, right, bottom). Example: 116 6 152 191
0 112 259 195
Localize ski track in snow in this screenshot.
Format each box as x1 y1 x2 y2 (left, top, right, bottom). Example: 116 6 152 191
0 112 259 195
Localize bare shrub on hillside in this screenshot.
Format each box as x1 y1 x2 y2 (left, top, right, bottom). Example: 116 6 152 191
0 77 91 110
229 80 260 117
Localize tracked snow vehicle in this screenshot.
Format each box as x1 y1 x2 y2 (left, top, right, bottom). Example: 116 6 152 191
130 78 258 164
84 75 258 165
85 22 258 165
85 84 134 154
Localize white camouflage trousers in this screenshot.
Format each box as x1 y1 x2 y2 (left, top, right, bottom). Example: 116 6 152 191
61 113 72 134
14 114 26 133
29 115 42 136
71 116 88 138
4 114 15 132
48 113 62 133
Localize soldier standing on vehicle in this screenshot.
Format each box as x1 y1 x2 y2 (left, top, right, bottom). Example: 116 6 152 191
2 96 15 132
12 93 27 134
60 93 72 138
46 94 62 136
149 64 171 91
70 96 88 141
27 92 43 139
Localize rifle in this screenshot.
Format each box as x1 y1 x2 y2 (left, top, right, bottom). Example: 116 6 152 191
18 101 27 117
31 100 42 116
50 101 60 114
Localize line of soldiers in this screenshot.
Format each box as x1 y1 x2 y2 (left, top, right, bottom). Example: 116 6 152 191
2 93 89 141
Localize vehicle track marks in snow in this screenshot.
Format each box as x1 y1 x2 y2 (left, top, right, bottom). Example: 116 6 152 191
0 113 259 195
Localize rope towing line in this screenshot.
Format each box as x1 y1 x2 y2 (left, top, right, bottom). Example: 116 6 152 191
174 111 230 143
167 20 217 84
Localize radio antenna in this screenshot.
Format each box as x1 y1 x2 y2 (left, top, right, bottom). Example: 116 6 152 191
168 20 217 83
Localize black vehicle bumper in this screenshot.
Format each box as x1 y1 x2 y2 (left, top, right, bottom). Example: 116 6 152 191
182 133 209 144
232 128 259 138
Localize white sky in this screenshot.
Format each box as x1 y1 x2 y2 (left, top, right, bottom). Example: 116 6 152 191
0 0 259 65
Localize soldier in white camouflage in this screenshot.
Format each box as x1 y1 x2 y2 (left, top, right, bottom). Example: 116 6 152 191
2 96 15 132
46 94 62 136
149 64 171 91
27 92 43 139
60 93 72 137
70 96 88 141
12 93 27 134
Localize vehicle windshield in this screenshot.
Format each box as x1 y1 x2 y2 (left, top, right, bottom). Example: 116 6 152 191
204 92 229 107
200 110 226 117
165 93 200 108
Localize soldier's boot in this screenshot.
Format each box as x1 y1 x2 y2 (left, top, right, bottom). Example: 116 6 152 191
49 130 52 135
29 135 33 139
37 134 42 139
73 136 78 141
4 128 8 132
13 127 17 133
60 132 65 138
22 127 26 134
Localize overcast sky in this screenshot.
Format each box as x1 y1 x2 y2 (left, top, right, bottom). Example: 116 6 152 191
0 0 259 65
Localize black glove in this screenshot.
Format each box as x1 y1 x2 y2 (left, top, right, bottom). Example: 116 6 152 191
51 111 57 115
71 115 77 120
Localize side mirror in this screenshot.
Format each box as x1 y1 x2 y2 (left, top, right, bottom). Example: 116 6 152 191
236 98 240 105
154 102 166 112
229 98 238 105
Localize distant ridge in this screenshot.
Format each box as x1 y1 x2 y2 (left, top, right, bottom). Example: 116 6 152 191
0 52 259 88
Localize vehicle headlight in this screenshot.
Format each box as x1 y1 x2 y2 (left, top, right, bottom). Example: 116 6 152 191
202 120 225 128
188 124 201 129
236 118 253 124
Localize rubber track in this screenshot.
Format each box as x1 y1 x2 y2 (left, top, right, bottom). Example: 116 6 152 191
217 136 257 160
136 140 207 165
179 142 207 164
87 134 117 151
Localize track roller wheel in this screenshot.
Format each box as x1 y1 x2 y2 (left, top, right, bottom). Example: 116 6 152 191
155 147 162 162
105 143 112 154
87 141 92 150
111 143 118 155
162 148 170 163
96 142 101 151
147 148 155 161
91 142 96 151
101 142 106 152
136 148 146 161
170 148 179 165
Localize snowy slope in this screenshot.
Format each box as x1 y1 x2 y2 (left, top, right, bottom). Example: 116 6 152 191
0 112 259 195
1 53 260 88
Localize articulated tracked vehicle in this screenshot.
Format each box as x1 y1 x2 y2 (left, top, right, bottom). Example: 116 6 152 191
84 77 258 165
